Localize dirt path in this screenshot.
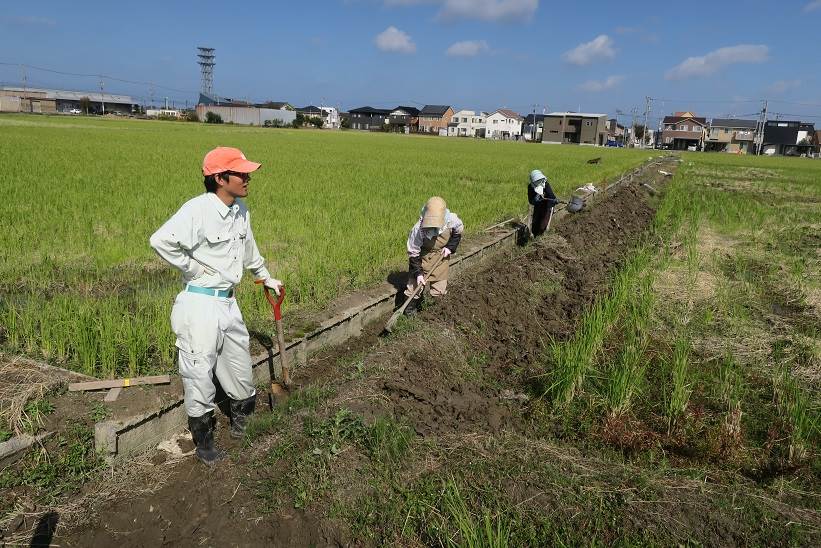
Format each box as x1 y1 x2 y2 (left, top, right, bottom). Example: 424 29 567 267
49 161 680 547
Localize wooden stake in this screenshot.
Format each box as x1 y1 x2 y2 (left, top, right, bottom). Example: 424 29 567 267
104 387 123 402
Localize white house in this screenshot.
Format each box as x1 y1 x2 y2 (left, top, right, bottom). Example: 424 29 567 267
485 109 523 140
447 109 486 137
320 106 340 129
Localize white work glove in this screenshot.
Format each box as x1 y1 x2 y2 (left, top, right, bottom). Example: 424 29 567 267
441 247 452 258
263 277 283 296
416 274 425 287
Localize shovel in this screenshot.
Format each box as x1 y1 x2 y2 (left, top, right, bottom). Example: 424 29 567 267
256 281 291 405
384 254 444 333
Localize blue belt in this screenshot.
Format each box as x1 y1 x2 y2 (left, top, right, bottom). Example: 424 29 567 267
185 284 234 298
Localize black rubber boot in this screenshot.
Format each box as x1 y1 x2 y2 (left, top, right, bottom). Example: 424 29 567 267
229 394 256 439
188 411 226 465
404 294 424 316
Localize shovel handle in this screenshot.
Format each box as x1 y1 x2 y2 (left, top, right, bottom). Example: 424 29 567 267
256 280 285 321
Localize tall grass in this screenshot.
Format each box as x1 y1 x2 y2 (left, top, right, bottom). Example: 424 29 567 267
665 336 692 434
772 365 818 463
440 478 511 548
546 248 653 406
605 277 654 418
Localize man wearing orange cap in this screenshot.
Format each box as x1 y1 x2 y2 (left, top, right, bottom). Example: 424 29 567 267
150 147 282 465
403 196 464 315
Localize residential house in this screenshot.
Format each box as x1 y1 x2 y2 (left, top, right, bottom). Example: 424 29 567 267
814 130 821 154
606 118 625 144
797 123 816 155
388 106 420 133
522 114 546 142
295 105 340 128
256 101 295 111
706 119 757 154
419 105 454 135
541 112 607 145
661 111 707 150
297 105 323 120
762 120 801 155
485 109 523 140
348 106 391 130
447 110 486 137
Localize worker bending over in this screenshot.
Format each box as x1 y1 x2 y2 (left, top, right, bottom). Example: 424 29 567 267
150 147 282 465
403 196 464 316
528 169 560 237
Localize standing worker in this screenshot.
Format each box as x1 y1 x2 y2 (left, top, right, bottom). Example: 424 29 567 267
403 196 464 316
528 169 560 237
150 147 283 465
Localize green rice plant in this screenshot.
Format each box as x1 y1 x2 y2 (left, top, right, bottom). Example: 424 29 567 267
96 299 120 378
0 114 659 377
605 281 654 418
665 336 692 434
547 246 654 407
440 477 511 548
772 366 819 463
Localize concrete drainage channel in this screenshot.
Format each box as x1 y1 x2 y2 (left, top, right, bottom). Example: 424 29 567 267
94 155 678 460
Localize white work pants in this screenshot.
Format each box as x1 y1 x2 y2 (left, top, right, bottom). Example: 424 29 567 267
170 291 255 417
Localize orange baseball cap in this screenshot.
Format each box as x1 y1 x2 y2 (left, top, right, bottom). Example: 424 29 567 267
202 147 261 176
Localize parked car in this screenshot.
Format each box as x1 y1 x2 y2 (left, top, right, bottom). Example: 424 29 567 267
69 108 82 114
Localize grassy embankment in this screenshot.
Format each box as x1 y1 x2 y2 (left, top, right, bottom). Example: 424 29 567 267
241 153 819 545
0 114 655 378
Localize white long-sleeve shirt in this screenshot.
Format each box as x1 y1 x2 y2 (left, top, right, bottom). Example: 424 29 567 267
406 210 464 257
150 193 272 290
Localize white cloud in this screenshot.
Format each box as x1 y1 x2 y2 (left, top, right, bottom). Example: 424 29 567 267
803 1 821 12
562 35 616 66
579 75 624 92
446 40 489 56
437 0 538 23
374 26 416 54
767 79 801 94
665 45 769 80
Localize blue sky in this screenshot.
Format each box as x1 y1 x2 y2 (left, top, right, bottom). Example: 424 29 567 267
2 0 821 126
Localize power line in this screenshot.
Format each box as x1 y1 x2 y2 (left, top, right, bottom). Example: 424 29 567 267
0 61 198 95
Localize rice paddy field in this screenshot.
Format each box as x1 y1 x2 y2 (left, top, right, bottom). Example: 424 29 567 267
0 113 656 378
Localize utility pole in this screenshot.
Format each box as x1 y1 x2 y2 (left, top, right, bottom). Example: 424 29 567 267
755 100 768 155
630 107 638 148
99 79 105 115
531 104 537 141
642 96 651 148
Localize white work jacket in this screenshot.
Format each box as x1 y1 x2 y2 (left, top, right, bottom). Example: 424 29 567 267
150 193 271 290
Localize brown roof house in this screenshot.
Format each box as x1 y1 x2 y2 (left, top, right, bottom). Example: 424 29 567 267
418 105 454 135
661 111 707 150
485 109 524 140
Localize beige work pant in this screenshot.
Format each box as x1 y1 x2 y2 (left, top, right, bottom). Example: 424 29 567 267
405 253 449 299
170 291 255 417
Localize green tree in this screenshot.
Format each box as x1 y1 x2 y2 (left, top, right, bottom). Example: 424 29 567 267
205 111 223 124
79 97 91 115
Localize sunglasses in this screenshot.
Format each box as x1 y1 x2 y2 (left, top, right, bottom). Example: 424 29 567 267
226 171 251 181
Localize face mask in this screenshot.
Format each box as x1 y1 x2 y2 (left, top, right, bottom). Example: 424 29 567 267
533 184 545 196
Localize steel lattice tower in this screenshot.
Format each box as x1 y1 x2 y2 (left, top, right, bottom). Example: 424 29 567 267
197 47 215 95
